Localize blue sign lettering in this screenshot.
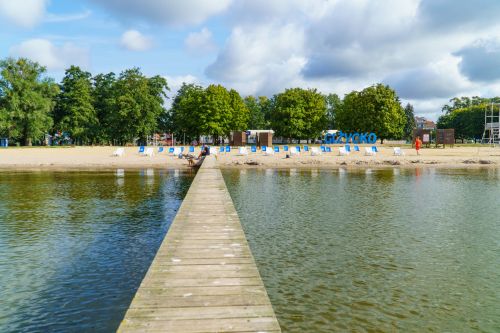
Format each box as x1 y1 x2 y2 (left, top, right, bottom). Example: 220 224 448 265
324 132 377 144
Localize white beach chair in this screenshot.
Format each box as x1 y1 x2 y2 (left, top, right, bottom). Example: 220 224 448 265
365 147 376 156
339 147 349 156
113 147 124 157
264 147 275 156
142 147 154 157
311 147 322 156
290 146 300 156
238 147 248 156
209 146 218 155
393 147 405 156
172 147 182 156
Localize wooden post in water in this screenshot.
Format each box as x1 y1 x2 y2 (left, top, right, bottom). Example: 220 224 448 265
117 156 281 332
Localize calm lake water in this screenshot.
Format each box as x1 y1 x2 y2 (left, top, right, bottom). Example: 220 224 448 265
223 168 500 333
0 169 194 333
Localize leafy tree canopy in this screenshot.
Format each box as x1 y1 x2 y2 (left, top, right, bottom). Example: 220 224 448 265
54 66 97 144
325 93 342 129
437 103 496 140
169 83 206 142
336 84 405 143
0 58 58 145
403 103 416 141
270 87 327 141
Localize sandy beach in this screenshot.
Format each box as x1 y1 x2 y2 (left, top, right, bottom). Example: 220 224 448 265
1 145 500 170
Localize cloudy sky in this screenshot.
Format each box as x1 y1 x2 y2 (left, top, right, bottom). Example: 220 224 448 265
1 0 500 120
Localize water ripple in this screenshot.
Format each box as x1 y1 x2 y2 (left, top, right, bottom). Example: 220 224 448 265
224 168 500 333
0 170 193 333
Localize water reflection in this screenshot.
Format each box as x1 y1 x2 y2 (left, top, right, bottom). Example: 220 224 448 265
0 170 194 332
224 168 500 333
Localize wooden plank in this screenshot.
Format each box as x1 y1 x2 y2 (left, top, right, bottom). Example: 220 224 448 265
119 317 280 333
128 294 273 308
135 286 267 297
139 277 264 288
117 156 281 332
149 264 257 272
123 305 276 319
144 269 260 279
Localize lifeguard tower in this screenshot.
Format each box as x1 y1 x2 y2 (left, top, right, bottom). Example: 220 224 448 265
481 103 500 146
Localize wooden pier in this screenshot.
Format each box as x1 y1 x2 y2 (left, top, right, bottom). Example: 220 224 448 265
118 156 281 332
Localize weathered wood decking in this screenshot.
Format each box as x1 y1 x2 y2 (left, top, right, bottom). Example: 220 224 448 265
118 156 281 333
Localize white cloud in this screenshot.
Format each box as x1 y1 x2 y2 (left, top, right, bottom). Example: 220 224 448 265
404 98 449 120
0 0 48 28
9 39 90 71
45 10 92 23
120 30 153 51
206 24 307 95
185 28 216 54
89 0 232 26
164 74 199 93
384 55 473 99
202 0 500 121
163 74 201 107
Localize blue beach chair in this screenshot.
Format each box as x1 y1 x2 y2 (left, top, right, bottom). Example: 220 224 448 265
168 147 174 154
345 145 351 153
372 146 378 153
296 146 301 152
138 146 145 153
189 146 195 153
274 146 280 153
181 147 185 152
303 145 309 152
262 146 267 152
158 146 164 153
219 146 224 153
284 145 289 152
251 146 257 153
320 146 326 153
354 145 360 152
225 145 230 153
326 147 332 153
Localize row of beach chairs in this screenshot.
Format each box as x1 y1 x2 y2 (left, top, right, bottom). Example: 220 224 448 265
229 145 380 156
113 145 406 157
113 146 195 157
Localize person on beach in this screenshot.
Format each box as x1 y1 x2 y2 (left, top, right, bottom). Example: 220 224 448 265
198 146 209 159
415 136 422 155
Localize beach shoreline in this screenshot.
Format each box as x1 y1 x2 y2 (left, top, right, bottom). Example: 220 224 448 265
0 146 499 171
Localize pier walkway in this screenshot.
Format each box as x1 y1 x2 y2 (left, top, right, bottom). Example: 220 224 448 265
118 156 281 332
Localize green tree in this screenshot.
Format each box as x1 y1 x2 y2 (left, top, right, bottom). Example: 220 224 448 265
228 89 249 133
169 83 206 143
441 96 487 114
54 66 97 144
0 58 59 145
201 84 233 143
259 96 273 129
325 93 342 129
403 103 416 141
437 104 491 142
336 84 405 143
270 88 327 142
244 96 265 129
110 68 168 145
93 72 116 144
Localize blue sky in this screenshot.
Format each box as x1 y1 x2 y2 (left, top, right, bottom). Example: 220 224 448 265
2 0 500 120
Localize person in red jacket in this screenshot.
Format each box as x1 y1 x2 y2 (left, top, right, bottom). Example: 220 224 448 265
415 136 422 155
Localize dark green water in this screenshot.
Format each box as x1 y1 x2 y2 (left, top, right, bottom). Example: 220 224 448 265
223 168 500 333
0 169 194 333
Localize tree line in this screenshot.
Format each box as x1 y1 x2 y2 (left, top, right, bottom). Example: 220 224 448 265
1 57 417 146
437 96 500 142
